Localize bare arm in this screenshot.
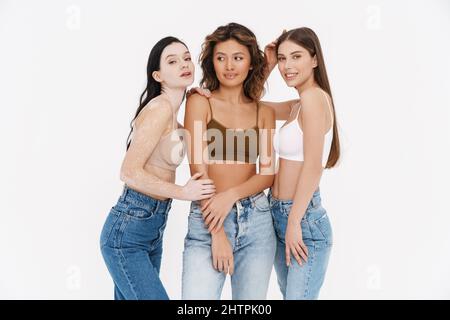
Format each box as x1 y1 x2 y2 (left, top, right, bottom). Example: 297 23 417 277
120 99 214 201
120 100 187 199
260 99 299 121
261 37 299 121
184 93 211 181
289 89 329 221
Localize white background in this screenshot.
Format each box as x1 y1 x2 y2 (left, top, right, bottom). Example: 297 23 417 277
1 0 449 299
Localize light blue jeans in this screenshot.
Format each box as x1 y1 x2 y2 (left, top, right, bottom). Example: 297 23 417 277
100 185 172 300
182 191 276 300
268 187 332 300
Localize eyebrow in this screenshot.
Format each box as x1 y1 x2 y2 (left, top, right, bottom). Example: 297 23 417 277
277 50 306 56
165 51 191 60
215 51 245 56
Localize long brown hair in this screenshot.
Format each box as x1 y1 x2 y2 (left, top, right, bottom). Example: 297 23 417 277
199 22 266 101
276 27 340 168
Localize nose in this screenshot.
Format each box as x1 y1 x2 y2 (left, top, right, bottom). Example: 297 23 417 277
284 57 293 69
225 59 233 71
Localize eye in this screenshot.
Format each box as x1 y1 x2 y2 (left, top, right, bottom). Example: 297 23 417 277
184 57 191 61
217 56 225 61
235 56 243 61
277 57 285 61
169 60 176 65
293 55 302 59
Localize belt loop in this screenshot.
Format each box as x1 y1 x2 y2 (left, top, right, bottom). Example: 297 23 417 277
312 194 320 208
236 200 241 218
122 185 128 200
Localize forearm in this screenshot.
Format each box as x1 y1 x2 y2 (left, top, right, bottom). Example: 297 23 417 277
120 169 185 200
289 163 323 221
189 163 210 179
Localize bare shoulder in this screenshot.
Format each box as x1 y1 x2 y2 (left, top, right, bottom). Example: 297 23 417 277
185 93 211 120
135 97 172 128
300 87 329 114
258 101 275 128
258 101 275 118
186 93 210 109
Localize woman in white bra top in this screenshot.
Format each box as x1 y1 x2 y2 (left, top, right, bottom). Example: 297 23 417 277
262 27 341 300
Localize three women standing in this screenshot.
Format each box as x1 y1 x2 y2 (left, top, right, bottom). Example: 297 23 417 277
100 25 340 300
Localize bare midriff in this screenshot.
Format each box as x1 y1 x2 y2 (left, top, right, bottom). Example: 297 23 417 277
272 159 304 200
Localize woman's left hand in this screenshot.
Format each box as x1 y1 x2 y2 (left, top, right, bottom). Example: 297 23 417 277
285 218 308 267
201 190 237 233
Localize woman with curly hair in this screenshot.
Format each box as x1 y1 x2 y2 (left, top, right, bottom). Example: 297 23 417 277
182 23 277 299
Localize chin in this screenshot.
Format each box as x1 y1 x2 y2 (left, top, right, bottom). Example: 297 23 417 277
284 80 298 88
220 77 245 86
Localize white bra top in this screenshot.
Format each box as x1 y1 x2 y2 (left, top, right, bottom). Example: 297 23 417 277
273 89 334 167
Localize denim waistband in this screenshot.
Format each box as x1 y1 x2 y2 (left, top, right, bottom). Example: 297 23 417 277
192 191 265 209
236 191 266 208
268 187 321 208
119 185 172 213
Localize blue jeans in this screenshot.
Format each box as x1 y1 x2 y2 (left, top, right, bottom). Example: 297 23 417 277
182 191 276 300
268 188 332 300
100 185 172 300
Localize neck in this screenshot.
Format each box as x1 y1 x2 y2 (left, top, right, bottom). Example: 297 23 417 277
296 76 319 97
215 85 249 105
160 86 185 112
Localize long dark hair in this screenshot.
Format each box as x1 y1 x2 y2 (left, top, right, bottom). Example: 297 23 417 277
199 22 266 101
276 27 340 168
126 36 188 150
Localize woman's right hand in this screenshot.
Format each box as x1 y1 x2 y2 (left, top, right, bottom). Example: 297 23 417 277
264 39 278 72
181 172 216 201
264 30 287 73
186 87 211 99
211 230 234 275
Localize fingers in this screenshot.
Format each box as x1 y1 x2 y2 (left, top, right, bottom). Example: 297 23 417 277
286 242 309 267
217 258 224 273
213 254 218 271
199 193 215 200
207 215 220 233
212 217 225 234
228 256 234 275
201 185 216 195
201 198 212 211
190 172 203 180
202 88 211 97
199 179 215 185
220 257 233 275
285 245 291 267
300 241 309 257
292 243 305 266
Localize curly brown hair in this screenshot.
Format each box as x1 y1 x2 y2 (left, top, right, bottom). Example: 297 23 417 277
199 22 266 101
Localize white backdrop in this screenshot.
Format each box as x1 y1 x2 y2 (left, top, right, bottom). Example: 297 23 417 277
1 0 449 299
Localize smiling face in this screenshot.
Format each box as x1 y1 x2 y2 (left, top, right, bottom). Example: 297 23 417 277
212 39 252 88
277 40 317 88
153 42 194 89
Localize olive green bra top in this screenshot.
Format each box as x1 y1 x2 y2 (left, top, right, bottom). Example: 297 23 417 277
206 98 260 164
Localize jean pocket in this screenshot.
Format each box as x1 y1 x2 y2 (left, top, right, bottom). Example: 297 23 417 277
314 213 333 245
124 204 155 220
100 208 121 248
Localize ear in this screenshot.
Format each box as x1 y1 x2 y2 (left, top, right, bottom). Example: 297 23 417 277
152 71 162 83
312 55 318 68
